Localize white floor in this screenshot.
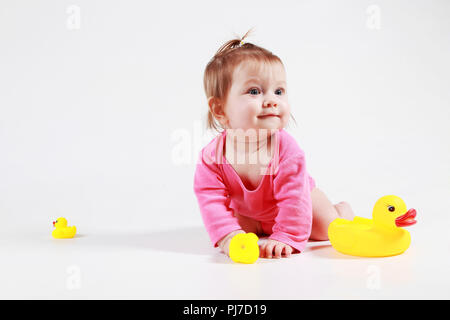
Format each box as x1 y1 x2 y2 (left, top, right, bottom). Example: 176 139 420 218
2 219 449 300
1 0 449 301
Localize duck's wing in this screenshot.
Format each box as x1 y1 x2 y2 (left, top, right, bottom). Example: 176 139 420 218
328 219 357 249
329 218 375 254
353 216 373 227
63 227 76 236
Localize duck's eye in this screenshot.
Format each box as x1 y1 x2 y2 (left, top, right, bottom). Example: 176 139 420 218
388 206 395 212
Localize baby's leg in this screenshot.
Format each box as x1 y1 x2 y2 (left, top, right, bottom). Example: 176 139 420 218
310 188 355 241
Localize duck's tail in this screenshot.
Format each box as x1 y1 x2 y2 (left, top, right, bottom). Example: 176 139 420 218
328 219 356 253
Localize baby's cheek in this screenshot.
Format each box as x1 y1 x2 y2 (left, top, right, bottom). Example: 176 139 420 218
280 113 290 126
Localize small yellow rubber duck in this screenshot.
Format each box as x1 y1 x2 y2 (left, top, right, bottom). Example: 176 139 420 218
229 233 260 264
328 195 417 257
52 217 77 239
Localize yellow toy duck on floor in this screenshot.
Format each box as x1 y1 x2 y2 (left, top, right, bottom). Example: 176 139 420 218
52 217 77 239
229 233 260 264
328 195 417 257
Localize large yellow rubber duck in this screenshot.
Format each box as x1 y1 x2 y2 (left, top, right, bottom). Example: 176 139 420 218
229 233 259 264
52 217 77 239
328 195 417 257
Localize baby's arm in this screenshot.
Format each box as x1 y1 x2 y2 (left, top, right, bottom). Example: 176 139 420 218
270 153 313 254
193 150 243 252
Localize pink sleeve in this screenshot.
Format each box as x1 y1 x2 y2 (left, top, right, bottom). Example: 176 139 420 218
269 153 313 253
193 150 242 248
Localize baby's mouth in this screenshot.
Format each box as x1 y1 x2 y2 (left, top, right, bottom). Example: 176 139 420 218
257 114 280 119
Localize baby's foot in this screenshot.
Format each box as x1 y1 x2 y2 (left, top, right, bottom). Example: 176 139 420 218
335 201 355 220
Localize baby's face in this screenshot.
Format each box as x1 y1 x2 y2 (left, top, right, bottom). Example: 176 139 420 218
222 61 290 133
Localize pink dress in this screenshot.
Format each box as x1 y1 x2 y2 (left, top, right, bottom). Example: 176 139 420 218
193 128 316 253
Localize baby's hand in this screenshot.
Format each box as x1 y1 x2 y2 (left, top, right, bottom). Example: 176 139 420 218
260 239 293 259
217 230 246 256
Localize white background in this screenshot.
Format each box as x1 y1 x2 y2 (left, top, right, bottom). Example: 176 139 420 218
1 0 449 299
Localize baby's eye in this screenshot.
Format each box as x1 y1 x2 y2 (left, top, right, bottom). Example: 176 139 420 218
275 88 284 95
248 88 260 95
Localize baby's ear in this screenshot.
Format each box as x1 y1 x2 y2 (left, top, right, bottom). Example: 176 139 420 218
208 97 228 126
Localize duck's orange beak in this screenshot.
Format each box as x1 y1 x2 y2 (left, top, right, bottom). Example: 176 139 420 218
395 208 417 227
53 221 55 227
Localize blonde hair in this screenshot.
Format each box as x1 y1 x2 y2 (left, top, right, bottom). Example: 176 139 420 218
203 29 297 132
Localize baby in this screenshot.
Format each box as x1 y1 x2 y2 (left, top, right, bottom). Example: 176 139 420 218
194 31 355 259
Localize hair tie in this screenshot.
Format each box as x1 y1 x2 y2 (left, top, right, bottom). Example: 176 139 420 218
239 40 245 47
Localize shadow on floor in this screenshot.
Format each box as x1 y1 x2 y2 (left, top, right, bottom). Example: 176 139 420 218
73 228 289 264
75 226 215 256
305 242 370 260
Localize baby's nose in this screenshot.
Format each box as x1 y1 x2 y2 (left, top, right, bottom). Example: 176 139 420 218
264 101 277 107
